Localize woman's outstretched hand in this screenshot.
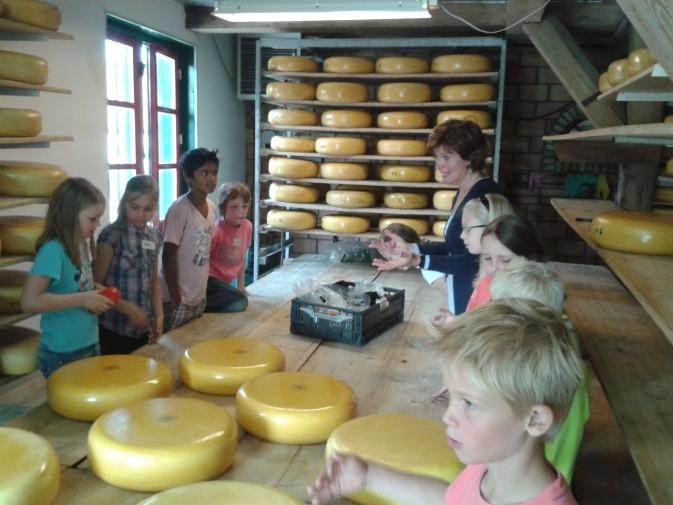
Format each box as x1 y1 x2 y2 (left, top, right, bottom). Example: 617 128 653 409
368 230 412 259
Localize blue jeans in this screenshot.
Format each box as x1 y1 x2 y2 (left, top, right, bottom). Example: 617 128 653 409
38 342 100 378
205 276 248 313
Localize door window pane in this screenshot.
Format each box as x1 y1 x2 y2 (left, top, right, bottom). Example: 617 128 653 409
108 169 137 222
107 105 136 164
105 40 134 102
159 168 177 220
156 52 176 109
157 112 177 164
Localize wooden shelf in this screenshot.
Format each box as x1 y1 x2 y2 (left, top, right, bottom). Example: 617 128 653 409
261 148 433 163
261 122 494 136
263 199 450 216
543 123 673 144
0 18 73 40
264 70 499 82
0 78 71 95
0 255 33 268
0 135 73 148
551 198 673 346
261 174 453 189
597 64 673 102
0 196 48 210
263 98 497 110
0 313 34 331
262 224 443 242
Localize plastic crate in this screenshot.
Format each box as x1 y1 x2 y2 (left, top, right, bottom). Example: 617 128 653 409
290 281 405 346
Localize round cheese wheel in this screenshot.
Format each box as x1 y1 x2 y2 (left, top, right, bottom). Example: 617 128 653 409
436 110 492 129
136 481 304 505
321 215 370 234
627 48 657 77
375 57 429 74
433 190 457 210
326 414 463 505
268 157 318 178
266 210 316 231
0 216 44 254
607 58 629 86
0 161 67 197
321 110 373 128
319 162 369 180
439 83 495 103
379 217 429 236
377 111 428 129
323 57 374 74
315 137 367 155
377 82 431 103
326 190 377 208
0 427 59 505
433 220 447 237
267 108 317 126
664 159 673 177
591 211 673 255
655 187 673 203
379 164 431 182
267 56 318 73
316 82 368 103
431 54 492 74
376 139 427 157
1 0 61 31
0 108 42 137
598 72 612 94
179 339 285 396
0 326 39 375
265 82 315 101
0 50 48 85
236 371 356 444
88 398 237 492
269 135 315 153
383 192 429 209
0 270 27 314
269 183 320 203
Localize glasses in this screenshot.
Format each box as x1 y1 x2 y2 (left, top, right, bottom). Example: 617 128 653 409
463 224 487 232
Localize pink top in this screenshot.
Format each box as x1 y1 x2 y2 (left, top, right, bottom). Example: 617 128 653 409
465 275 493 312
445 465 577 505
209 217 252 284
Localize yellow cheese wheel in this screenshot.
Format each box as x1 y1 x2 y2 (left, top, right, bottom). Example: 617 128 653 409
665 115 673 124
88 397 237 492
0 326 39 375
179 338 285 396
598 72 612 94
436 110 492 129
319 162 369 180
377 82 431 103
433 190 457 210
267 56 318 73
607 58 629 86
0 427 59 505
433 220 447 237
236 371 356 444
315 136 367 155
323 57 375 74
0 50 48 85
326 414 463 505
0 0 61 30
266 209 316 231
591 211 673 255
655 187 673 203
269 135 315 153
376 139 427 157
377 111 428 129
136 481 304 505
321 109 373 128
0 161 67 197
47 355 172 421
268 157 318 178
0 216 44 254
383 192 429 209
379 164 431 182
431 54 492 73
375 57 429 74
664 159 673 177
0 270 27 314
0 108 42 137
321 215 370 234
269 183 320 203
265 82 315 101
326 189 377 208
379 217 429 236
439 83 495 103
627 48 657 77
267 108 317 126
316 82 368 103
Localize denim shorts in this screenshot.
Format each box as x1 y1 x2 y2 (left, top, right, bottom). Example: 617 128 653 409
38 342 100 378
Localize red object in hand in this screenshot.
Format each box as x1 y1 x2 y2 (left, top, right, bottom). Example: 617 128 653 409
100 286 121 303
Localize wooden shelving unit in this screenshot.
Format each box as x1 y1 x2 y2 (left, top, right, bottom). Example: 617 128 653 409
597 64 673 102
264 98 497 110
262 225 443 242
261 148 433 163
261 174 453 189
262 122 494 136
543 122 673 144
263 199 451 217
0 78 71 95
264 70 499 82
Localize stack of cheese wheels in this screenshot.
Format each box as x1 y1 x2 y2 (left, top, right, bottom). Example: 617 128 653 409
320 162 369 180
269 183 320 204
433 220 447 237
379 164 431 182
326 189 377 208
432 54 492 73
377 139 427 157
598 73 612 94
180 338 285 395
0 270 27 314
0 216 44 254
591 211 673 255
0 0 61 30
433 190 457 210
655 187 673 203
321 109 373 128
436 110 491 129
377 111 428 129
0 108 42 137
377 82 431 103
268 157 318 178
0 161 67 197
267 55 318 73
269 135 315 153
236 371 356 444
323 57 374 74
379 217 429 236
326 414 464 505
439 83 495 103
88 397 237 492
626 48 657 77
383 192 429 209
606 58 629 86
316 82 368 103
0 326 39 375
375 57 429 74
136 481 304 505
47 354 172 421
315 136 367 156
0 50 48 85
266 209 316 231
321 215 370 234
0 427 59 505
268 108 317 126
266 82 315 101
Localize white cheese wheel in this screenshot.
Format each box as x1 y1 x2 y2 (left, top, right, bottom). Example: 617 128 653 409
265 82 315 101
0 216 44 254
433 220 447 237
321 109 373 128
267 108 317 126
377 111 428 129
664 159 673 176
0 270 27 314
433 190 457 210
379 164 431 182
266 210 316 231
383 192 429 209
269 135 315 153
315 136 367 155
607 58 629 86
323 57 375 74
377 82 431 103
321 215 370 234
598 72 612 94
268 157 318 178
655 187 673 203
0 50 48 85
379 217 429 236
376 139 427 157
375 57 429 74
431 54 492 73
179 339 285 396
591 211 673 255
0 427 59 505
88 398 237 492
0 326 39 375
0 108 42 137
326 189 377 208
316 82 368 103
267 56 318 73
319 162 369 180
0 0 61 30
436 110 492 129
269 183 320 203
0 161 67 197
627 48 657 77
439 83 495 103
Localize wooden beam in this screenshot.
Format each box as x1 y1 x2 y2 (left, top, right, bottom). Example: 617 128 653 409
505 0 547 38
523 16 625 128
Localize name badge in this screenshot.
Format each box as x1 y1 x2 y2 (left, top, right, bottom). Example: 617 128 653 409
233 238 241 247
141 239 156 251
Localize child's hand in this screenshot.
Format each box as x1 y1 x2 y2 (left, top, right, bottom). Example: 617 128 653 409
431 308 455 327
127 304 150 332
82 292 115 315
150 315 164 344
307 454 368 505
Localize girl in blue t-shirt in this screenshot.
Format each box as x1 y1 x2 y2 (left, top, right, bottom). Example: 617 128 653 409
21 177 115 378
